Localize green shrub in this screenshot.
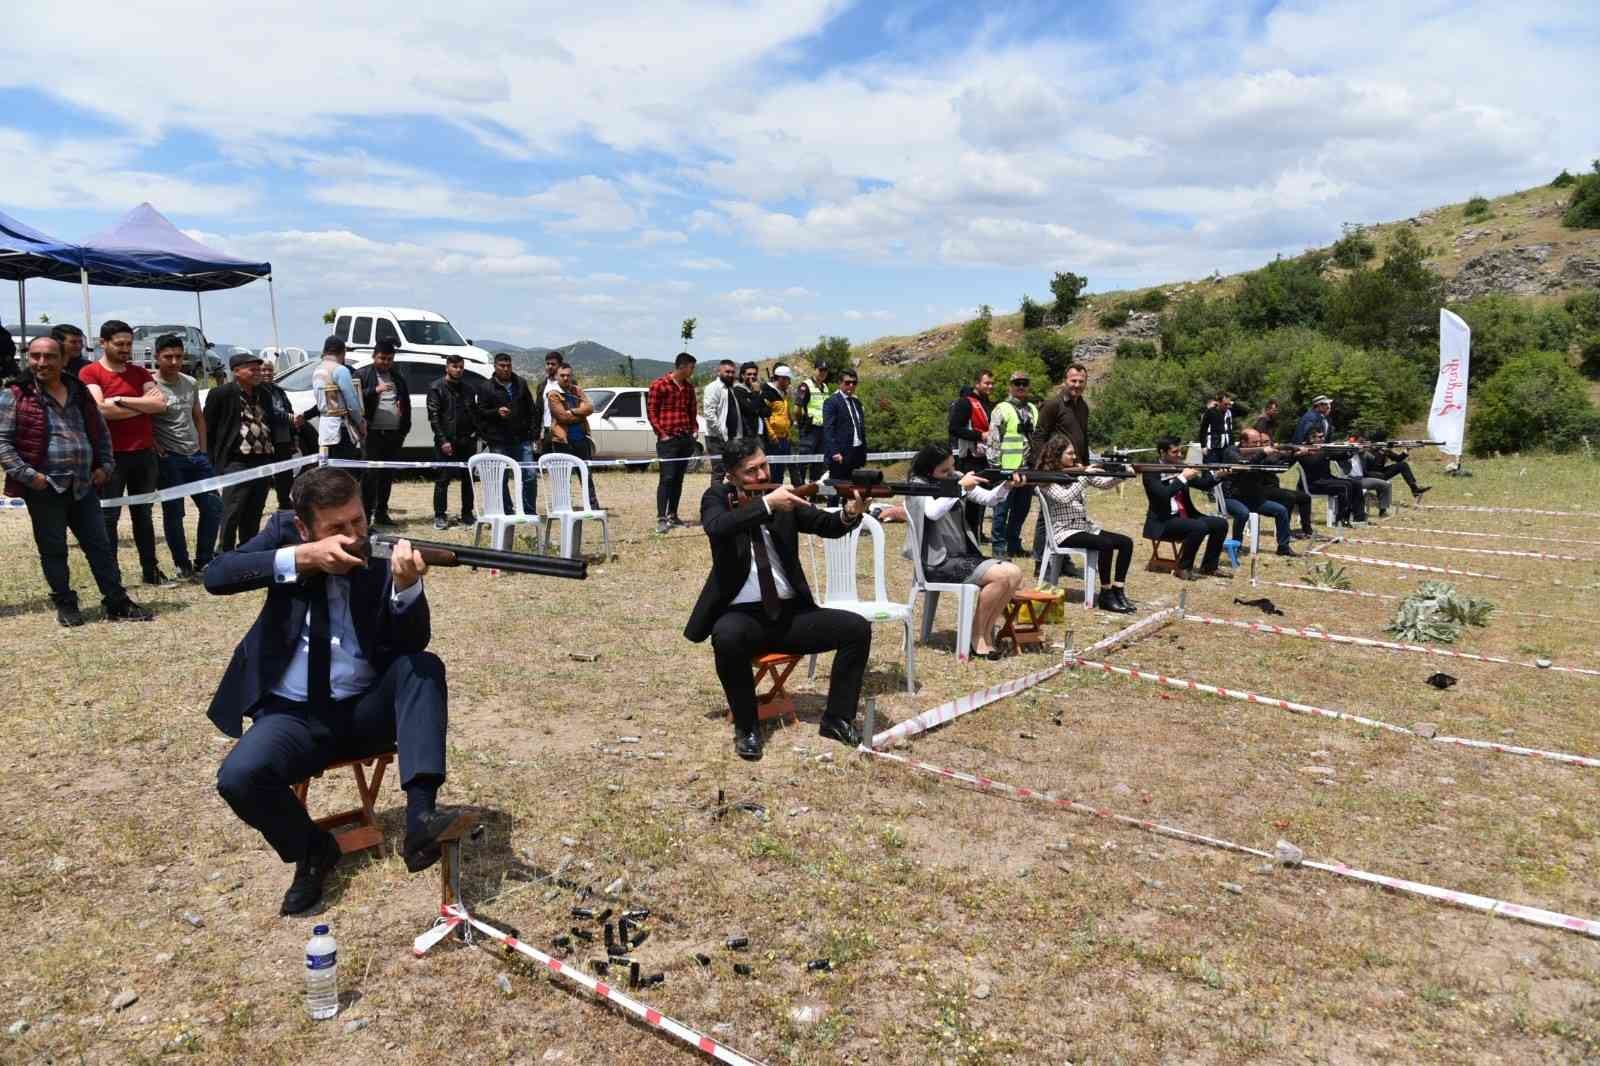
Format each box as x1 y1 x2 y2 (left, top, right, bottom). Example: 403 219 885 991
1463 195 1491 220
1158 293 1239 362
1023 329 1075 383
1020 295 1047 331
1468 350 1600 455
1565 291 1600 333
1581 335 1600 378
1451 295 1575 380
1089 357 1197 450
1325 228 1444 361
1330 223 1377 268
1551 169 1577 188
1114 339 1159 360
959 305 993 354
1235 253 1330 332
1562 161 1600 229
859 342 1048 453
1131 289 1169 312
1096 305 1130 330
1049 271 1088 323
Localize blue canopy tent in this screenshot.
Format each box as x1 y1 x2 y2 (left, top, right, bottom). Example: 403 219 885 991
78 203 279 359
0 211 86 357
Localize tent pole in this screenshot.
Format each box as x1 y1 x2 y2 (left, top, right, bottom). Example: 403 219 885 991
18 279 25 353
79 268 92 353
267 274 282 363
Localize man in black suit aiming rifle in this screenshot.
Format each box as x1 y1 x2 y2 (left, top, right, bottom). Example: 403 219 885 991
1141 435 1230 580
205 467 457 915
684 436 872 762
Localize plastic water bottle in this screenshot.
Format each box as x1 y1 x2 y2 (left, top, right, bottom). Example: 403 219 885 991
304 924 338 1020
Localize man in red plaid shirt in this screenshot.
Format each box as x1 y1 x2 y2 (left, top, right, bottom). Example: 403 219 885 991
648 352 699 533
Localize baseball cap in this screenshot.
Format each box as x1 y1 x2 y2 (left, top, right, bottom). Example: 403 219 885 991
773 364 792 379
322 335 346 355
1010 370 1030 385
229 350 264 370
1312 394 1332 406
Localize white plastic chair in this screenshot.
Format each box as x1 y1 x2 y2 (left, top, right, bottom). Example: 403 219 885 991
805 513 916 693
1212 483 1261 555
904 497 980 663
1036 496 1098 610
468 453 543 550
537 453 611 559
1295 463 1340 526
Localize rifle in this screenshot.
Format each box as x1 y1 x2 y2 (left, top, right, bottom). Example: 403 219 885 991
359 534 589 579
1102 459 1292 475
976 466 1138 485
741 468 962 500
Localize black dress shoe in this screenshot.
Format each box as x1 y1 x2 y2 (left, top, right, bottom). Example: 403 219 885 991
105 597 154 622
403 808 467 873
1112 588 1135 611
733 728 763 761
1173 568 1199 581
281 831 342 916
1276 544 1299 557
1413 486 1432 499
1096 589 1135 613
818 716 862 748
56 602 85 628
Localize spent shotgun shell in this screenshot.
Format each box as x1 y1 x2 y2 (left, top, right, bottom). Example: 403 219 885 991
569 927 594 942
806 959 833 972
726 935 749 950
694 953 712 967
571 906 594 919
733 963 753 976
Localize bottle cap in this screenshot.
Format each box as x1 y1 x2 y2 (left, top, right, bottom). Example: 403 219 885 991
314 924 329 935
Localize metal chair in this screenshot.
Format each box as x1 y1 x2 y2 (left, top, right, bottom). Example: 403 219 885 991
468 453 543 551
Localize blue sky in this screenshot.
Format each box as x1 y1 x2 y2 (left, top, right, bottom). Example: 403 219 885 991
1 0 1594 357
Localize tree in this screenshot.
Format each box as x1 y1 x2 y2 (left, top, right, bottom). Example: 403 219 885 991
959 305 993 354
323 308 337 325
1020 295 1047 331
680 317 697 348
1325 227 1443 361
38 312 50 324
1235 253 1330 333
1562 160 1600 229
1329 223 1377 268
1048 271 1087 324
1469 350 1600 455
809 335 851 371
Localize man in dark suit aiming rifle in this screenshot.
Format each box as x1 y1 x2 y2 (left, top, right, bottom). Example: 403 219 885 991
684 436 872 762
204 466 456 916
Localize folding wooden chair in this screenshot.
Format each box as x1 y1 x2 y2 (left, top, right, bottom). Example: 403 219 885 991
1145 537 1182 574
291 752 395 855
726 653 805 723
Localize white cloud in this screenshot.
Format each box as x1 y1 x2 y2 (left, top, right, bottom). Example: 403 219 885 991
842 309 893 321
0 128 256 215
637 228 689 246
740 305 793 323
679 257 733 271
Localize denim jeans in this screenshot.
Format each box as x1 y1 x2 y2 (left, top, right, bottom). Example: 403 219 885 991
488 441 537 515
991 484 1033 553
1257 499 1292 548
158 451 223 569
1223 497 1251 541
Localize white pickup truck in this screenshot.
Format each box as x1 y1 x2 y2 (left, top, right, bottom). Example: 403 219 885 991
328 306 494 363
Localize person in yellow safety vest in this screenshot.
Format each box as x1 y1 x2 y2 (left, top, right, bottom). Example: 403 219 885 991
984 370 1038 556
794 364 831 483
763 364 794 476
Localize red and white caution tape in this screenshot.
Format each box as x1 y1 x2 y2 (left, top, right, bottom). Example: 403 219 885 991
1339 538 1596 562
1259 582 1600 626
1322 552 1512 581
860 748 1600 940
418 904 767 1066
1062 657 1600 769
1181 614 1600 678
1380 525 1600 548
868 604 1182 750
1417 504 1600 519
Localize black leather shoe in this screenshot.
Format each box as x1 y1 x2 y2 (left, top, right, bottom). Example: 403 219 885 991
1096 589 1135 614
1276 544 1299 557
1173 568 1199 581
56 602 85 627
818 716 862 748
106 598 154 622
734 727 763 761
280 831 341 916
404 808 467 873
1112 588 1135 611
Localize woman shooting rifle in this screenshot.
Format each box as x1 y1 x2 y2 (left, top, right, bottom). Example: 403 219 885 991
1033 437 1136 613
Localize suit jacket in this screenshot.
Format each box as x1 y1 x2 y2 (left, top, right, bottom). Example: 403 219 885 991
355 363 412 437
821 391 865 462
684 482 859 643
203 510 432 737
203 381 284 468
1141 469 1219 539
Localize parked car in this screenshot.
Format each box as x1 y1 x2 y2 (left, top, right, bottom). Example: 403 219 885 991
329 306 493 364
133 324 224 382
582 386 706 462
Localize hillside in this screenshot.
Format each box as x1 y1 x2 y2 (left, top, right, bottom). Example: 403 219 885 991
834 179 1599 377
473 338 674 382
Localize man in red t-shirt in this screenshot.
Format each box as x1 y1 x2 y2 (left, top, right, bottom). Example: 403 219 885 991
78 319 175 587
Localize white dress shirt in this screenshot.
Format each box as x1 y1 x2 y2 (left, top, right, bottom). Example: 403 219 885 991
730 498 797 606
270 546 424 702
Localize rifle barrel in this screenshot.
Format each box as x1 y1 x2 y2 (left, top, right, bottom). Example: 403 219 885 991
369 535 588 579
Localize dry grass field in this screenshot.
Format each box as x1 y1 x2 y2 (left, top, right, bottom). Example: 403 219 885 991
2 449 1599 1065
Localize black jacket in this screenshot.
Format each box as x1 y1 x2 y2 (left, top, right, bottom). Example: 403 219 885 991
474 372 536 446
202 381 284 467
1141 469 1220 539
354 363 412 437
426 376 478 444
202 511 431 737
684 482 859 644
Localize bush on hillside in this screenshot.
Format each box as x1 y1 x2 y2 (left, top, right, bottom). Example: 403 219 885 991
1330 223 1377 268
1450 295 1576 380
1581 336 1600 378
1468 350 1600 455
1551 169 1577 188
960 305 993 354
1131 289 1169 312
1235 253 1330 332
1020 295 1047 331
1049 271 1087 323
1096 305 1130 330
1567 291 1600 333
1324 227 1444 360
1023 329 1075 383
1090 357 1200 450
1115 339 1159 360
1463 195 1491 220
1248 328 1426 435
1562 161 1600 229
1158 293 1239 362
859 342 1049 453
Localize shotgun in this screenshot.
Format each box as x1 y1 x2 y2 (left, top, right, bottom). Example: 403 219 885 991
360 534 589 579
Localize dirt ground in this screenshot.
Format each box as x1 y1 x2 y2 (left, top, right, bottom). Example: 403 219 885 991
2 451 1598 1065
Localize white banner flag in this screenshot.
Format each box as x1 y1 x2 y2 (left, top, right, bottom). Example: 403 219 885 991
1428 309 1471 457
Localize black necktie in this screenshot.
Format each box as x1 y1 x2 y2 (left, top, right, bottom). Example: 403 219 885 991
307 578 333 713
750 531 782 620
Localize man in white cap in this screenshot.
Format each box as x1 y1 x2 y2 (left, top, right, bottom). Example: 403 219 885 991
763 365 796 483
1292 395 1333 444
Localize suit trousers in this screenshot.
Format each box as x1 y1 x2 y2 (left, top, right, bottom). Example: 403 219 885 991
433 438 476 520
711 603 871 733
216 651 449 863
1263 486 1312 534
1309 477 1366 522
1151 514 1228 570
1368 460 1420 493
219 455 274 551
827 446 867 482
361 428 407 520
21 484 127 606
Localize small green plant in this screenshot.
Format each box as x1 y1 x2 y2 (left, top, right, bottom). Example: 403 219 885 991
1114 339 1159 360
1386 582 1494 643
1463 195 1491 220
1131 288 1169 312
1097 305 1131 330
1305 561 1352 589
1330 223 1377 268
880 825 907 850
